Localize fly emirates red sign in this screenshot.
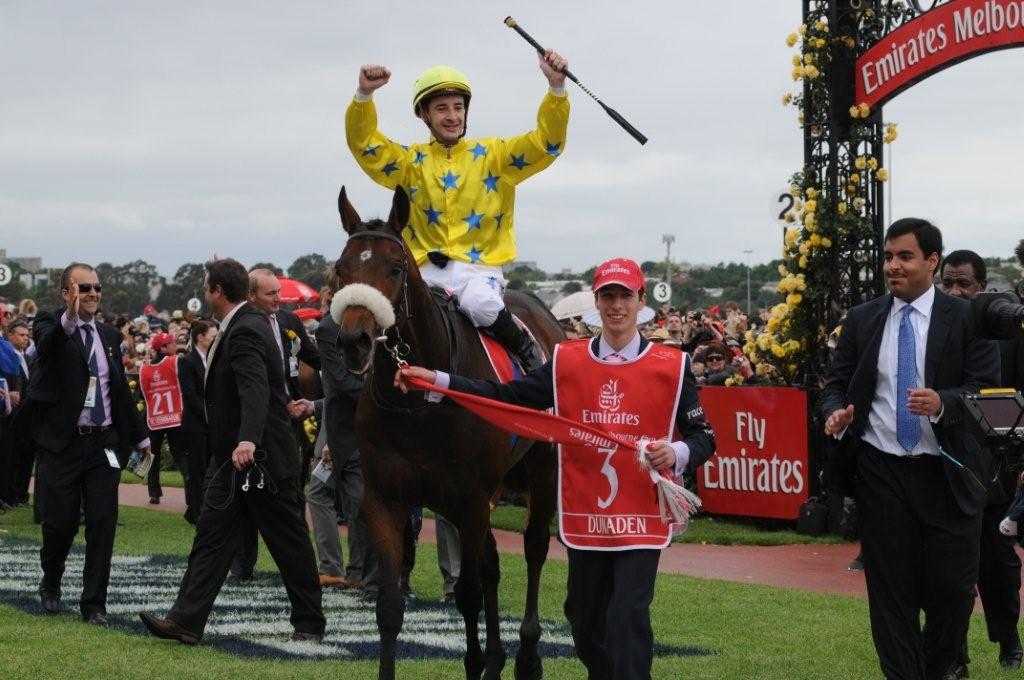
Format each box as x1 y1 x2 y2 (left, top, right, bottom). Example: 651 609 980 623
697 387 808 520
856 0 1024 107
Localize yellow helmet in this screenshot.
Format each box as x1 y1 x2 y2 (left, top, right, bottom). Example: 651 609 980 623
412 65 472 116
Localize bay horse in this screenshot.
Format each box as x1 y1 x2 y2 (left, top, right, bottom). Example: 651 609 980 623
329 186 562 680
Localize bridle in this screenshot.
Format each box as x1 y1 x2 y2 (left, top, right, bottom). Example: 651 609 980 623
344 229 413 365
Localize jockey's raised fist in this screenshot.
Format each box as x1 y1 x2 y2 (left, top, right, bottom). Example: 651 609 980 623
359 65 391 94
538 49 567 88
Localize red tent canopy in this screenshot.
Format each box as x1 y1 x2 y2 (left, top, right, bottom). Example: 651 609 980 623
293 307 322 322
276 276 320 304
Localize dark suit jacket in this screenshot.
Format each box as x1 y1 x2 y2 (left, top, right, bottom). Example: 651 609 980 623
314 315 363 461
205 302 295 481
447 336 717 475
821 287 1000 515
274 308 320 400
19 308 146 462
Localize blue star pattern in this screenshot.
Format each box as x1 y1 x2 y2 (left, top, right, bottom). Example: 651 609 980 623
412 150 427 165
494 213 505 229
470 143 487 160
382 161 399 177
486 276 501 291
362 144 381 157
508 153 530 170
408 186 418 198
466 245 484 263
440 170 460 191
423 205 443 225
482 172 499 193
462 209 483 231
545 141 562 157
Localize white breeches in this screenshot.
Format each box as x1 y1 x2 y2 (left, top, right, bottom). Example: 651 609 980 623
419 261 507 327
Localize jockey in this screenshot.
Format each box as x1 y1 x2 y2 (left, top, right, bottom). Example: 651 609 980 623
345 51 570 372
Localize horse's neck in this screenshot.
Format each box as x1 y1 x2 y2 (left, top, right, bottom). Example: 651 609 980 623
404 276 454 370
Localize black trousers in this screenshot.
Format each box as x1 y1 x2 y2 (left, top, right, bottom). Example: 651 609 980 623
168 463 325 636
0 422 15 504
147 427 188 500
183 431 208 524
12 436 36 504
35 429 122 618
856 444 982 680
976 497 1022 643
564 547 661 680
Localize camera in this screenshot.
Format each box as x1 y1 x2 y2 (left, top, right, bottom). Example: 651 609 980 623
970 291 1024 340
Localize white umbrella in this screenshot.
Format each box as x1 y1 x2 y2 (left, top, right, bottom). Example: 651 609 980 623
550 291 596 321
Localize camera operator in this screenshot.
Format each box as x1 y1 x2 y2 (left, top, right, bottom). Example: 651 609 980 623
941 249 1023 671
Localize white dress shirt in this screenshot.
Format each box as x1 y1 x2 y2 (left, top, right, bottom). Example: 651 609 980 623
863 285 942 456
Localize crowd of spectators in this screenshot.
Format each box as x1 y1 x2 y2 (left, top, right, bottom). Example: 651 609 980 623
558 299 768 386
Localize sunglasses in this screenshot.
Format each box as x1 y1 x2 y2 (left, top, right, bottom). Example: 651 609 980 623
706 355 725 361
71 284 102 293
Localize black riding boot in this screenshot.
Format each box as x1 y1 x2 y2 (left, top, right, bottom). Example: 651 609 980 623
484 308 544 374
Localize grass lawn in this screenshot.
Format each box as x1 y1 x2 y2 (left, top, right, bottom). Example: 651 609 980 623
0 502 1006 679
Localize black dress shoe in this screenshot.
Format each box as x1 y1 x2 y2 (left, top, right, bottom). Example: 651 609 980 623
288 631 324 643
941 662 968 679
226 571 253 584
84 612 108 626
149 497 160 504
138 612 200 645
39 590 60 614
1000 640 1023 669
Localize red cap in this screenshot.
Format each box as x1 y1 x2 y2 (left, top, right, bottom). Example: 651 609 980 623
144 305 156 315
150 333 176 351
592 258 645 292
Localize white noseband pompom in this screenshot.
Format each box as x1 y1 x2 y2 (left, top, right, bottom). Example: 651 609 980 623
330 283 397 330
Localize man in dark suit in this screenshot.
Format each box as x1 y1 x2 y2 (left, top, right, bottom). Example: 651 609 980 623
18 262 150 624
140 258 324 644
225 269 323 580
309 312 369 587
822 220 1000 680
939 249 1024 672
180 319 217 524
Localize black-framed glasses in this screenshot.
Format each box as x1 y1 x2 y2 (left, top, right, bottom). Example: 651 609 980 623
76 284 102 293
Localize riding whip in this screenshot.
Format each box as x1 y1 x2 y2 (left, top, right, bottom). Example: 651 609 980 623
504 16 648 145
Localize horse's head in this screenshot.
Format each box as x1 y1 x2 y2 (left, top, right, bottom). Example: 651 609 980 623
330 186 412 375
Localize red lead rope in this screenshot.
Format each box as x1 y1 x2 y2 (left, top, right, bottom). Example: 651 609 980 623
405 376 638 452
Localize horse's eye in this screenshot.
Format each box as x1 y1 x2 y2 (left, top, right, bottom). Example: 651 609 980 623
390 264 404 278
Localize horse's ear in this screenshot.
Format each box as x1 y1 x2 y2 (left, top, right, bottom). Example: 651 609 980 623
338 186 362 235
387 186 410 237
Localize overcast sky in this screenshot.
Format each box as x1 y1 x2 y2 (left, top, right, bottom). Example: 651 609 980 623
2 1 1022 276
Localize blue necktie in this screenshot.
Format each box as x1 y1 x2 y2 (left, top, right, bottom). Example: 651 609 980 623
81 325 107 426
896 305 921 452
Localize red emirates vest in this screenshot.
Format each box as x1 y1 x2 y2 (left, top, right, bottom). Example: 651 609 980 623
553 339 686 550
139 356 184 430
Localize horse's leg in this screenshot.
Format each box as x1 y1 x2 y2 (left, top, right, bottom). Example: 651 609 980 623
364 486 408 680
515 447 557 680
455 503 500 680
479 527 506 680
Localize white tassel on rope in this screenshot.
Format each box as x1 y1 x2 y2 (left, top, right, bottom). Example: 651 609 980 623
637 437 702 528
